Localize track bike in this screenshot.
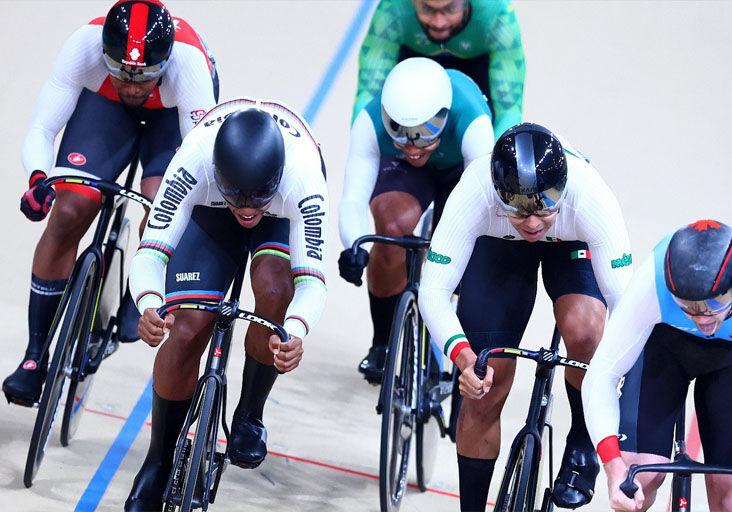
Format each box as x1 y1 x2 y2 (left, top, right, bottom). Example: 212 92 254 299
161 265 289 512
24 164 151 488
474 326 588 512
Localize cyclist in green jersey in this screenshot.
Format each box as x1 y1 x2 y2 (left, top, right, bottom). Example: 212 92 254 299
353 0 525 139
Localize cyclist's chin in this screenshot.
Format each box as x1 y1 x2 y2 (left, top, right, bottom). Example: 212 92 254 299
231 210 264 228
120 95 148 107
693 317 721 336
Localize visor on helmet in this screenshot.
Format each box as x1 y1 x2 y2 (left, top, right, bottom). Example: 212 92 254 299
214 168 278 210
494 183 567 219
672 288 732 317
103 53 168 83
382 107 449 148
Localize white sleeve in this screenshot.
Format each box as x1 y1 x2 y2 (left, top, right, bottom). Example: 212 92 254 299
575 174 634 313
21 27 96 178
129 139 209 312
418 166 490 360
582 256 661 448
339 109 380 248
164 45 217 138
282 165 329 340
460 114 495 168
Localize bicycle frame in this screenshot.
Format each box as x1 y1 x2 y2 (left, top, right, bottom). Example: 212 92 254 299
474 326 589 510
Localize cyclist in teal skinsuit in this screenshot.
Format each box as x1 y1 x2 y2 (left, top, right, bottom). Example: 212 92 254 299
353 0 525 139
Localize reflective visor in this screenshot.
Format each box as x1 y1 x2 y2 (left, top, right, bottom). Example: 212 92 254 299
495 184 566 218
214 169 277 210
672 289 732 317
382 107 449 148
103 53 167 83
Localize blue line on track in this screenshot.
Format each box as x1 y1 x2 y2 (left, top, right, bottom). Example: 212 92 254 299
74 1 374 509
303 0 376 123
74 379 153 512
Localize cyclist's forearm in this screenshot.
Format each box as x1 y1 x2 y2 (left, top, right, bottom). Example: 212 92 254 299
283 282 326 340
129 248 168 312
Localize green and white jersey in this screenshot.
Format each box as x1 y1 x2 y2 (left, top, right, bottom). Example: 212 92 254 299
353 0 525 138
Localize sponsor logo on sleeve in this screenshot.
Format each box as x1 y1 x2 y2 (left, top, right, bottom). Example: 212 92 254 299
611 253 633 269
298 194 325 260
147 167 198 230
190 109 206 122
427 249 451 265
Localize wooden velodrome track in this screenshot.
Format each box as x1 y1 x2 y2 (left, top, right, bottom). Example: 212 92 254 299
0 1 730 510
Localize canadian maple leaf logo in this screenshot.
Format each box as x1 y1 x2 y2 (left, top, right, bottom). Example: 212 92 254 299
689 219 720 231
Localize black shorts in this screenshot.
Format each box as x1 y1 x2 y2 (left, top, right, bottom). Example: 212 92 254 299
165 207 289 303
370 157 463 224
456 237 605 354
619 323 732 464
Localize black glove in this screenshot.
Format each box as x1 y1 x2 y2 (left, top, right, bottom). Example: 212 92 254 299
20 171 55 222
338 247 369 286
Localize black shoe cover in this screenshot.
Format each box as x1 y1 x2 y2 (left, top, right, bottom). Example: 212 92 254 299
229 412 267 469
3 355 46 406
358 345 386 384
552 444 599 509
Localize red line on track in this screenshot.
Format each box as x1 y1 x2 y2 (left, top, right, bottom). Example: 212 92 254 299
82 405 494 504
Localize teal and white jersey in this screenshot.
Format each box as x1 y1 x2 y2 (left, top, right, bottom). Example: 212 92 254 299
339 69 493 248
583 235 732 450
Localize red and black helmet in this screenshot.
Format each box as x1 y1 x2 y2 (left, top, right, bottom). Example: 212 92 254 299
102 0 174 82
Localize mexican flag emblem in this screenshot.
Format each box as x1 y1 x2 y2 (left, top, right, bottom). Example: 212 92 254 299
570 249 591 260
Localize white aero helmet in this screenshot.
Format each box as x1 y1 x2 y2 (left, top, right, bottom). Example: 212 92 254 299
380 57 453 148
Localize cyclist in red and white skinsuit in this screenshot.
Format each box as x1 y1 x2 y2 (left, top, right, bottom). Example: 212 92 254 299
2 0 218 406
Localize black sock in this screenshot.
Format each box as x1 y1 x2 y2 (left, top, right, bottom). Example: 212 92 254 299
565 380 593 451
457 454 495 512
27 274 67 360
368 292 400 348
235 356 277 421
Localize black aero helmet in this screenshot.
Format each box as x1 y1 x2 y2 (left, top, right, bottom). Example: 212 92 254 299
213 109 285 209
664 220 732 316
102 0 174 82
491 123 568 218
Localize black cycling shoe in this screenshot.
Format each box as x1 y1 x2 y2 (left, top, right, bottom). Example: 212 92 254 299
229 412 267 469
124 461 169 512
358 346 386 384
117 288 141 343
2 356 46 406
552 445 600 509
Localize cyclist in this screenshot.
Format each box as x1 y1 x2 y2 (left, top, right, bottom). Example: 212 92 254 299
126 99 328 511
353 0 525 138
419 123 633 510
583 220 732 512
2 0 218 406
338 57 494 384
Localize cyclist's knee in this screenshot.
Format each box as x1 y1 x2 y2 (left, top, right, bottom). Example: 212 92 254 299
705 474 732 510
251 256 294 313
167 312 214 357
46 192 99 242
556 296 606 352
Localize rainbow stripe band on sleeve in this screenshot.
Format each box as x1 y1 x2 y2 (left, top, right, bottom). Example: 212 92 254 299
252 242 290 261
137 240 175 265
291 267 326 288
165 290 226 303
135 290 164 309
286 315 309 336
444 333 470 362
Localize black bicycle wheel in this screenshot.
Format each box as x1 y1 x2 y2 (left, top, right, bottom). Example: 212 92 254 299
180 380 217 512
495 435 537 512
60 349 97 446
379 292 418 512
24 254 98 487
415 328 440 492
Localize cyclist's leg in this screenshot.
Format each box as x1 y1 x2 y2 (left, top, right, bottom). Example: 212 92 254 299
690 338 732 510
614 324 691 508
3 90 139 403
455 237 539 510
362 157 433 380
542 240 607 506
126 207 243 511
117 106 180 342
230 217 293 469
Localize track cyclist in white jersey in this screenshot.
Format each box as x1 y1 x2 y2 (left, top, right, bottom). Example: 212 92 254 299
419 123 634 511
2 0 218 406
583 220 732 512
338 57 494 384
125 100 328 511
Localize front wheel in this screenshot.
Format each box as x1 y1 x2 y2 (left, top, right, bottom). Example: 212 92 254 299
495 435 538 512
24 254 98 487
379 292 418 512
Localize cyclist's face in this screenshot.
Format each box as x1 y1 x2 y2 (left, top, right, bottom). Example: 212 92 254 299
394 138 441 167
685 308 731 336
413 0 467 42
109 76 158 107
228 202 271 228
508 212 558 242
